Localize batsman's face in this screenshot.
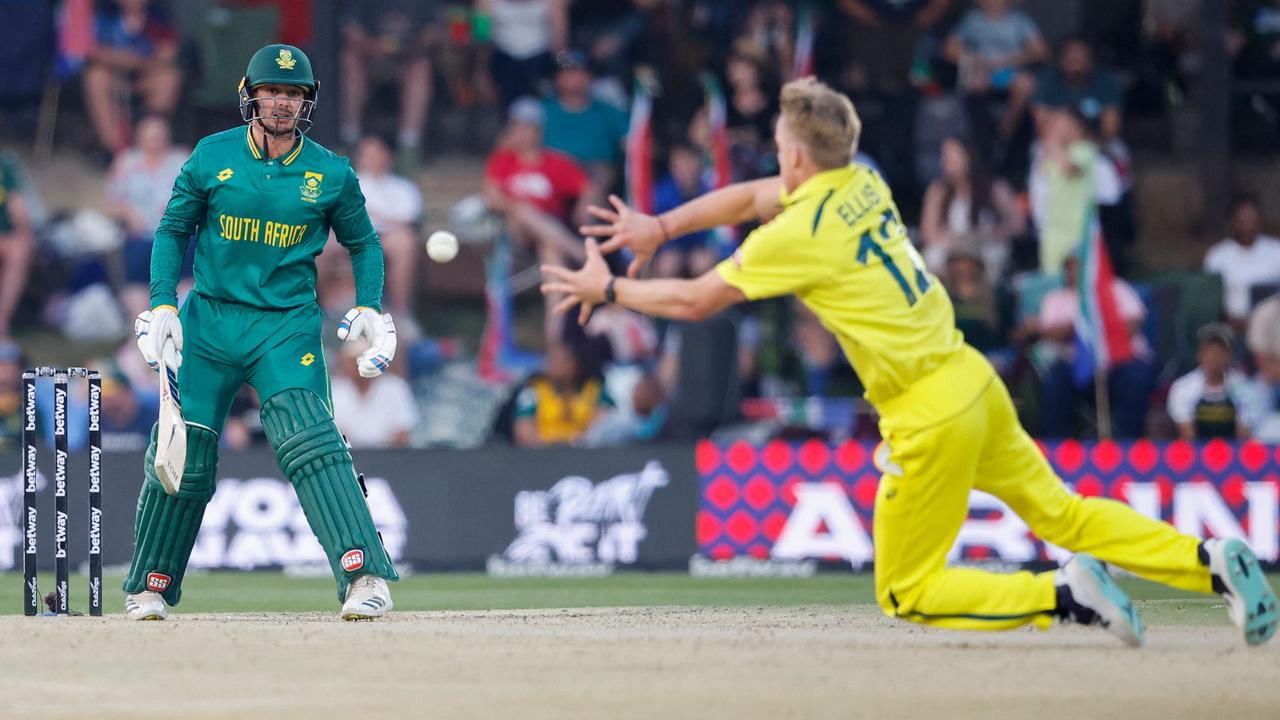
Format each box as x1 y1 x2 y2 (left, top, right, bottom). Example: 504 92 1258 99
252 84 305 133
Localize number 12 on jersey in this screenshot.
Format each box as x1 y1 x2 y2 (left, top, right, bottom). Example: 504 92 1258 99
857 210 931 306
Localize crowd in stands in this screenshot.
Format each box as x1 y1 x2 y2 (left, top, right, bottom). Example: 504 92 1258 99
3 0 1280 454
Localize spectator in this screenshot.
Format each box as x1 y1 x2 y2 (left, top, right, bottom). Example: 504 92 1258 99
731 1 794 80
652 143 718 278
919 137 1025 280
1166 323 1255 441
581 304 659 365
1229 0 1280 80
1245 294 1280 442
941 238 1012 363
792 300 840 397
836 0 953 95
1138 0 1198 114
943 0 1049 157
569 0 652 83
353 135 424 329
82 0 181 157
331 343 420 448
581 370 668 446
724 52 779 180
542 49 629 188
99 370 158 452
1035 255 1154 439
1203 194 1280 330
834 0 952 199
0 153 35 340
340 2 444 172
0 341 22 453
484 98 595 342
514 342 614 447
1028 108 1123 275
105 115 188 319
1018 37 1125 145
476 0 569 108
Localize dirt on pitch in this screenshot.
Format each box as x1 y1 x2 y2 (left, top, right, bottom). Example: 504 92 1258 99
2 606 1276 719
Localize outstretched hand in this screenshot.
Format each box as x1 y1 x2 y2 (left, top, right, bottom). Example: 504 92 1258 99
541 239 614 326
578 194 667 278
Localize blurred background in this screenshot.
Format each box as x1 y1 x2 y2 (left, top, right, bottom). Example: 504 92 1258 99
1 0 1280 457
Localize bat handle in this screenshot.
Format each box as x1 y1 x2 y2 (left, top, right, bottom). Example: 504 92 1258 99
161 338 180 370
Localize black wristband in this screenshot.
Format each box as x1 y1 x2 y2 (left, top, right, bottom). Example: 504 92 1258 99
604 276 618 304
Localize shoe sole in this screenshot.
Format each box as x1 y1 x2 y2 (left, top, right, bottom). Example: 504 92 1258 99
340 612 384 622
1214 539 1278 646
1069 554 1145 647
126 612 166 621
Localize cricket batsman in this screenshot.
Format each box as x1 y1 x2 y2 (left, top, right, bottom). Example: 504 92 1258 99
125 45 399 620
542 78 1278 647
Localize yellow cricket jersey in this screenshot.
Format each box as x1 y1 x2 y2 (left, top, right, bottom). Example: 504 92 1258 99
717 164 975 418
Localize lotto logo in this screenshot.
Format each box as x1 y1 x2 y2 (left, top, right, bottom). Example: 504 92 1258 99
341 549 365 572
146 572 171 592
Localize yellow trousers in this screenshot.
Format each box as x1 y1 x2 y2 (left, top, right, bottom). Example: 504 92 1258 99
873 347 1211 631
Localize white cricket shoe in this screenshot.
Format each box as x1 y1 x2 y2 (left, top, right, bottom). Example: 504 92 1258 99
1203 538 1278 646
124 591 168 621
341 575 393 621
1055 553 1144 647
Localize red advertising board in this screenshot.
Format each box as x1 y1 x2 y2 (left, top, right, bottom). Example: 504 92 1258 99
698 439 1280 568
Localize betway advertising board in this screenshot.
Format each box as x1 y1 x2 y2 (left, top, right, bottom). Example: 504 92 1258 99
697 439 1280 567
1 445 697 574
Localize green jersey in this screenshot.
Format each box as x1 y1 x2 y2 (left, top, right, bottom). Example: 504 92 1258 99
150 126 383 311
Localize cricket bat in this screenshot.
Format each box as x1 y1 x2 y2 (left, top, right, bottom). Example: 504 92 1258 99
155 338 185 495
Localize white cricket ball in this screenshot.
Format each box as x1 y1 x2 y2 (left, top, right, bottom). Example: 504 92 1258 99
426 230 459 263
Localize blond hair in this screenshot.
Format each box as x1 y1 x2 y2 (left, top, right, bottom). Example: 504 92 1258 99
779 78 861 170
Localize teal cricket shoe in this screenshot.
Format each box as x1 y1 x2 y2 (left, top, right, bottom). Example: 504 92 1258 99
1204 538 1278 646
1056 553 1145 647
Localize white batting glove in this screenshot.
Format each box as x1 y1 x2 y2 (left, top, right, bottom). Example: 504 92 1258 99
337 306 397 378
134 306 183 371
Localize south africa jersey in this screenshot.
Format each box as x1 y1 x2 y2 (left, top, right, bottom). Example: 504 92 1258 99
150 127 379 310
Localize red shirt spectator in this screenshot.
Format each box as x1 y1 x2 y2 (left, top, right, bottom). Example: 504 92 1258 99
484 146 588 222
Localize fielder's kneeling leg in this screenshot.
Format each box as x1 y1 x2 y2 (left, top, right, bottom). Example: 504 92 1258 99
260 388 399 601
122 424 219 606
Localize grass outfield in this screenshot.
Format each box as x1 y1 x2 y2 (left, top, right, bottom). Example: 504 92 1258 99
3 571 1276 624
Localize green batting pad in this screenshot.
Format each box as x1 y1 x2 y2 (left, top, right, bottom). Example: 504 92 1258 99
122 424 219 606
260 388 399 600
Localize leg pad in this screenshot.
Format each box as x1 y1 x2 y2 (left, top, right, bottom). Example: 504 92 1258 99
261 388 399 600
122 424 219 606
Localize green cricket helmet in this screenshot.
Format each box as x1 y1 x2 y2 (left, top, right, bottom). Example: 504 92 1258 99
238 44 319 135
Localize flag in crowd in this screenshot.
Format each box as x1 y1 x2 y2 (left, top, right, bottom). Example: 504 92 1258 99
1072 210 1134 387
625 75 654 215
791 2 816 80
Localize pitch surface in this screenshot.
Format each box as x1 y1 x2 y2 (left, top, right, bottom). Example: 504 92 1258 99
3 603 1277 719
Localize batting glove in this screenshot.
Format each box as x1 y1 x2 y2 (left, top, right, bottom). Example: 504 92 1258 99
337 306 397 378
134 306 183 370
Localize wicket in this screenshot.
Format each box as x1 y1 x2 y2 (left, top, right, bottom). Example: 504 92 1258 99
22 367 103 617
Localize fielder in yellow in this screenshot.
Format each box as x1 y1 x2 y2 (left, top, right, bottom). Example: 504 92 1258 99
542 78 1278 647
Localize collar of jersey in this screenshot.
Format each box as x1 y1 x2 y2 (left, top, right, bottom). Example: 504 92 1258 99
245 126 305 165
781 165 857 207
